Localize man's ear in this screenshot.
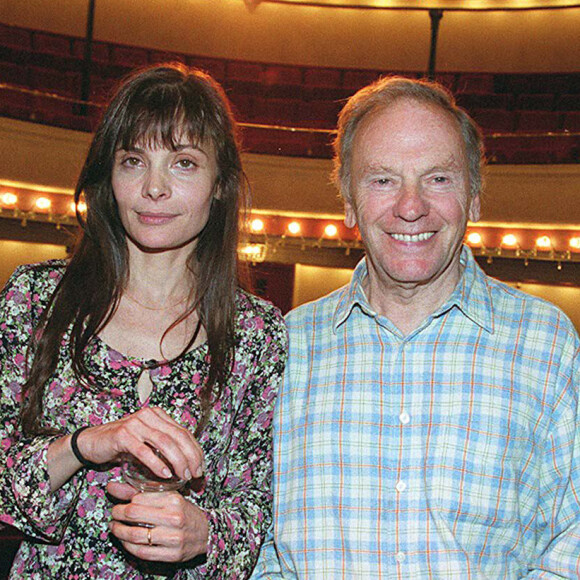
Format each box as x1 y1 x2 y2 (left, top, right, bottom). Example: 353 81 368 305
344 197 357 229
469 193 481 223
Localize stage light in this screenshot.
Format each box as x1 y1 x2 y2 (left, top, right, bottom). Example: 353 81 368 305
535 235 552 249
288 221 301 235
238 243 266 262
324 224 338 237
501 234 518 248
466 232 482 246
70 201 87 215
569 237 580 250
250 218 265 233
1 192 18 206
35 197 52 211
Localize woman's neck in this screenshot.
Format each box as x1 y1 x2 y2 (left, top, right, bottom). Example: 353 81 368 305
125 245 195 306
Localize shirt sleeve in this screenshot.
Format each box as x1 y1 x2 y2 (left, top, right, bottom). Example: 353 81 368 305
525 324 580 578
184 308 288 580
0 265 82 541
248 525 286 579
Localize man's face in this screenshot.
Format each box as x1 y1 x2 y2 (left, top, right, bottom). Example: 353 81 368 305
346 98 480 296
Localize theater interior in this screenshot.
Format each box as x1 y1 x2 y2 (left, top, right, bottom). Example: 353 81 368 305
0 0 579 573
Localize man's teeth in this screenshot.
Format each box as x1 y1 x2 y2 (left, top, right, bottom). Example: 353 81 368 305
391 232 434 242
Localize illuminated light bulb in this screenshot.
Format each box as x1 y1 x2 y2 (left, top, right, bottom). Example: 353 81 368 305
569 237 580 250
324 224 338 237
287 221 301 235
501 234 518 248
466 232 482 246
250 218 265 233
535 235 551 249
35 197 52 211
1 192 18 206
238 243 266 262
70 201 87 214
240 244 261 256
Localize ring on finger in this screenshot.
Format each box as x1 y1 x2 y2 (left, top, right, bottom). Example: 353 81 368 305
147 526 153 546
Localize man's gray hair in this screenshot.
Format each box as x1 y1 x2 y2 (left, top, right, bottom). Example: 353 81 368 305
332 76 486 201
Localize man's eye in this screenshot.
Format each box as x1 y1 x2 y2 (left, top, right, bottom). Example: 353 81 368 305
433 176 449 183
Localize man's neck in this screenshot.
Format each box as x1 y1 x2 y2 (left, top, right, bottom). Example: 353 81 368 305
363 263 463 336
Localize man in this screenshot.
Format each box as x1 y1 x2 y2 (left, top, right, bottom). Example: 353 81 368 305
252 77 580 578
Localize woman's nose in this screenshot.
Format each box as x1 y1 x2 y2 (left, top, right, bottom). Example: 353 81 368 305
143 168 170 200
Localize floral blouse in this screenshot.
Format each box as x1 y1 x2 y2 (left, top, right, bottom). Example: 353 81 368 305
0 261 287 579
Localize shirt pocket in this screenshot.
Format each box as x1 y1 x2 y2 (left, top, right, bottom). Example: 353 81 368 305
424 420 522 531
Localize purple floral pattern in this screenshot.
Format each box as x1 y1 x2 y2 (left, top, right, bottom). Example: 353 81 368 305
0 261 287 579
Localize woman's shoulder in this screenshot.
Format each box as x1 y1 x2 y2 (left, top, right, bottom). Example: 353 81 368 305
2 259 67 303
234 288 287 339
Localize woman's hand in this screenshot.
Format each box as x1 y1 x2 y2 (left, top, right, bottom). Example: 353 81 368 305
107 481 209 562
74 407 204 482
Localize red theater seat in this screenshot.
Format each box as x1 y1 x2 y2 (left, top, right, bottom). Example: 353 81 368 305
32 32 72 57
516 111 562 133
0 22 32 51
188 56 226 81
342 69 381 91
515 93 555 111
471 108 516 133
29 66 81 99
563 111 580 132
456 92 510 111
109 45 149 68
456 73 495 94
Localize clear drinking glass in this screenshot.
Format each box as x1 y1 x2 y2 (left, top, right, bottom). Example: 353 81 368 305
121 446 186 492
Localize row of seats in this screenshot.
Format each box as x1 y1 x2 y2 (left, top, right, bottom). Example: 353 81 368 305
1 74 579 135
0 22 578 163
1 22 579 104
0 86 576 165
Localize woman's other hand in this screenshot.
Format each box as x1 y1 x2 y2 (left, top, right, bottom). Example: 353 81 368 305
107 481 209 562
48 407 205 491
75 407 204 482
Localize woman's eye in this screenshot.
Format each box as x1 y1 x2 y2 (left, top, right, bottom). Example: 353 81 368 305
176 159 196 169
121 156 142 167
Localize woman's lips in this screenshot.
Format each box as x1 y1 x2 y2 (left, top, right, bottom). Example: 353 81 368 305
136 212 178 225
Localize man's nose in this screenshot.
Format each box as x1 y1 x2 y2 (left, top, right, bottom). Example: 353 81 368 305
393 183 428 221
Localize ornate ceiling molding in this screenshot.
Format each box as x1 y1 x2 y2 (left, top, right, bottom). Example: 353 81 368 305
253 0 580 11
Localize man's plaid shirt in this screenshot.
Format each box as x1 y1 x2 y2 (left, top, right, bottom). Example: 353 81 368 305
253 246 580 579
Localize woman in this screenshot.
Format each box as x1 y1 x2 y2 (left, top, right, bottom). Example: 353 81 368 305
0 63 287 578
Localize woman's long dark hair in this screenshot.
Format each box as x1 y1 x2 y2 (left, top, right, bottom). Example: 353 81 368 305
21 63 246 436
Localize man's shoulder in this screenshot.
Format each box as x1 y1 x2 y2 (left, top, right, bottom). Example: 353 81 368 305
483 273 578 338
285 284 348 328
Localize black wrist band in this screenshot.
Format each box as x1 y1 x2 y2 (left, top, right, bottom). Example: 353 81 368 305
70 426 101 470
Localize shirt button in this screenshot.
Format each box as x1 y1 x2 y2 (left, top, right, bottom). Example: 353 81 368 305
396 480 407 493
399 411 410 424
396 551 406 563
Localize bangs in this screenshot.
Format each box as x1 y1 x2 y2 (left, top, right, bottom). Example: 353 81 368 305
115 83 214 152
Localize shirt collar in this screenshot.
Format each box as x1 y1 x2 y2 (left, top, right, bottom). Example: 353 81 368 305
438 246 495 333
333 258 375 331
332 245 494 334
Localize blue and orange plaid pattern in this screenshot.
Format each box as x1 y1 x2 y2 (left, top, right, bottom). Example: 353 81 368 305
253 246 580 579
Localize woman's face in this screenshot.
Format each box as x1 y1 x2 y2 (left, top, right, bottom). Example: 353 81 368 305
111 134 219 255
